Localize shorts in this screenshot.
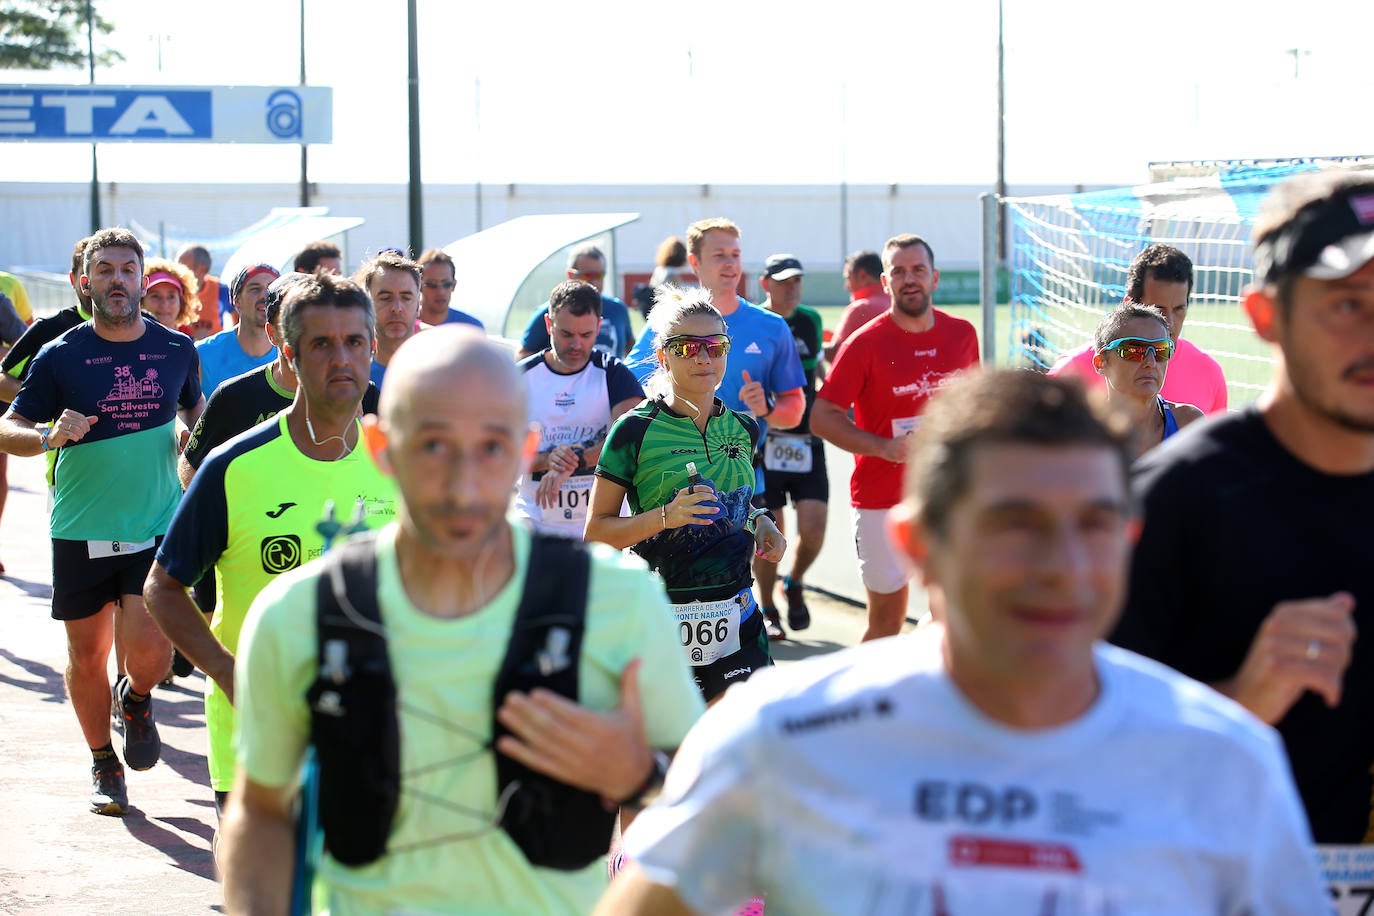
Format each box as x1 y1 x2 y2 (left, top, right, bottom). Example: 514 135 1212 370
851 507 913 595
761 437 829 509
691 604 772 703
51 536 162 621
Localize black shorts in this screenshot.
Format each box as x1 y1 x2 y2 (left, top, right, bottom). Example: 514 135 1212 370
51 536 162 621
761 436 829 510
692 608 773 702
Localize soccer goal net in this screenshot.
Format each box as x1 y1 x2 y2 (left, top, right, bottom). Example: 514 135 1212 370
1003 157 1374 408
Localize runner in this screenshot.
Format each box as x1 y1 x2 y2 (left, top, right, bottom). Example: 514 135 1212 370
754 254 827 639
196 263 280 396
0 237 93 404
517 245 636 359
145 271 396 815
1111 169 1374 844
597 370 1325 915
621 219 806 448
587 286 785 703
179 272 379 487
812 233 979 641
141 257 200 331
1091 302 1203 458
356 250 423 391
0 227 204 816
220 327 701 913
515 279 643 538
416 248 483 329
1048 244 1228 414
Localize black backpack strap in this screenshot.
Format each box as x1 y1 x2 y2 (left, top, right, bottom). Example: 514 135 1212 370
306 532 401 867
492 531 616 870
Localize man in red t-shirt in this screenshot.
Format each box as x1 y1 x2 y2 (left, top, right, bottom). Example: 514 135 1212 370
825 250 890 363
813 234 980 640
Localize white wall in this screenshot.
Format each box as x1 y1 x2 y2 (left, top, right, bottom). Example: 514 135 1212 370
2 179 1098 276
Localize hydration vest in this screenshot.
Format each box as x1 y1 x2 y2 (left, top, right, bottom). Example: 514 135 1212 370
305 530 616 870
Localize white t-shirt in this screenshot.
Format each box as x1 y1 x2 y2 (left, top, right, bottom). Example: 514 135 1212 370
514 349 642 537
626 630 1324 915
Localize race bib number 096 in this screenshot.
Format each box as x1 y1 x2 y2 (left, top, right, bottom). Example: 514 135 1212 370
672 596 743 666
764 431 813 474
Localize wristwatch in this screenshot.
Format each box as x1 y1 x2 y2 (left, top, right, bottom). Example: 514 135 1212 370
746 507 777 535
617 749 671 811
40 427 51 452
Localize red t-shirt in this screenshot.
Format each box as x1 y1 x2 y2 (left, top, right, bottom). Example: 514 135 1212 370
819 310 980 509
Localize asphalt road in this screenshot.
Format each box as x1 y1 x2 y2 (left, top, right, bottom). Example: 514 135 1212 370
0 446 918 914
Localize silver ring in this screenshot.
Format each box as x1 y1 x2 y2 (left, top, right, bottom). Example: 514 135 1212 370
1306 639 1321 661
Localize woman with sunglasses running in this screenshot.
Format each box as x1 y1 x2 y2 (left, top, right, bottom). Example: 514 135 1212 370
587 286 786 705
1092 302 1204 458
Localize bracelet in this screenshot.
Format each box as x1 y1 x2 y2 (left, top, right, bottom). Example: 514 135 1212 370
40 427 51 452
661 504 668 530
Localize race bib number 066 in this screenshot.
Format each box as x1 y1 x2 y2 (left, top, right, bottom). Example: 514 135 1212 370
672 596 743 666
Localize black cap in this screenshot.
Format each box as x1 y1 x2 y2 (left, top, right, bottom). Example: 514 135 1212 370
762 254 804 281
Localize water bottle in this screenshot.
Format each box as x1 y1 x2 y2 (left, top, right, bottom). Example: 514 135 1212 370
684 461 723 527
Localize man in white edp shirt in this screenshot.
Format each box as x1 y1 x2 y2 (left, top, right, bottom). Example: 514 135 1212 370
597 369 1325 916
515 279 643 538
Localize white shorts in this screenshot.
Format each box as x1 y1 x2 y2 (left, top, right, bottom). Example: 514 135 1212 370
851 506 913 595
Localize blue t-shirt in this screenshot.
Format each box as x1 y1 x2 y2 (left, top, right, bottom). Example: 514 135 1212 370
13 317 202 541
622 296 806 440
370 359 388 391
520 295 634 357
196 328 278 397
442 307 484 330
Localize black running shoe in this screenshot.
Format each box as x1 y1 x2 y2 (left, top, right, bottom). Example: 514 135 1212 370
171 648 194 679
785 583 811 632
114 675 162 771
91 757 128 816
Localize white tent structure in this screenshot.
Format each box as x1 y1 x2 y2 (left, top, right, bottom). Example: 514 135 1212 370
443 212 638 336
217 208 365 282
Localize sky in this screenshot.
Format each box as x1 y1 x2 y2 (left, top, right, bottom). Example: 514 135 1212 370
2 0 1370 189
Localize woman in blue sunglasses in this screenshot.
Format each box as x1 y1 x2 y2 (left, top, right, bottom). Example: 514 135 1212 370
1092 303 1204 458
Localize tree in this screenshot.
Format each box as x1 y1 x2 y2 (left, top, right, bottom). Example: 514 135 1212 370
0 0 123 70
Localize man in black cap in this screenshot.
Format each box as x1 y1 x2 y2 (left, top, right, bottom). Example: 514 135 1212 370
753 254 828 639
1111 168 1374 844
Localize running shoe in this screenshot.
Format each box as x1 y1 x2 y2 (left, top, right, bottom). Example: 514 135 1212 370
90 756 128 816
762 607 786 641
114 675 162 771
171 648 194 679
785 582 811 632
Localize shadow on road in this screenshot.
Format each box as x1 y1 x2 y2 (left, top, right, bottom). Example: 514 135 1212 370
0 574 53 599
0 646 68 703
769 638 850 662
121 808 216 880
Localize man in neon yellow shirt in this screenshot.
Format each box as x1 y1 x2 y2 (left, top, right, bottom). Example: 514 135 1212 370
220 328 703 914
144 272 397 814
0 269 34 324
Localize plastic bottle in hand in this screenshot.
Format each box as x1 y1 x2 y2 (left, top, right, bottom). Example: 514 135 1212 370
684 461 724 529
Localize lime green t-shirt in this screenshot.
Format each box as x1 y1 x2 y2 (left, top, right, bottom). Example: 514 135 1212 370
236 522 705 914
156 413 398 790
